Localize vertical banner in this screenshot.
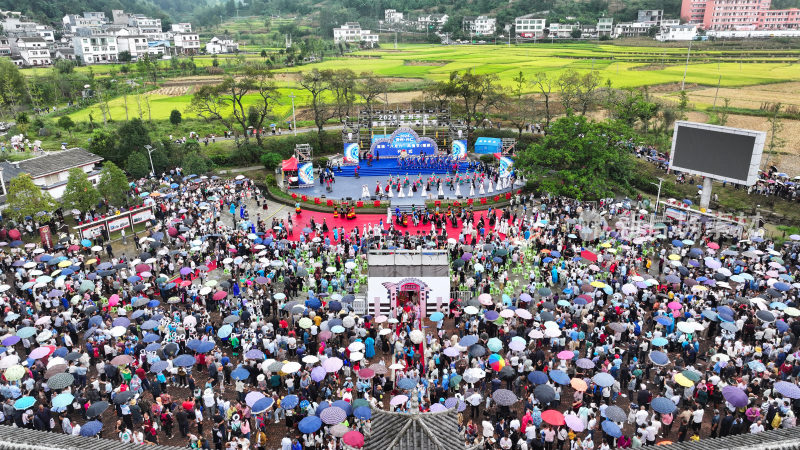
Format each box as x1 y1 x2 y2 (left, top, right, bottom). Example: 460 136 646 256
39 226 52 249
498 157 514 178
298 162 314 186
451 140 467 159
344 142 360 164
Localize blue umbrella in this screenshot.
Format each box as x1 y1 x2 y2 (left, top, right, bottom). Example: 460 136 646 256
332 399 353 417
52 392 74 408
527 371 548 385
549 370 570 385
397 378 416 390
252 397 274 413
775 282 791 292
655 316 672 326
130 310 145 320
142 320 159 330
298 415 322 434
173 354 196 367
53 347 68 358
14 396 35 410
601 420 622 437
231 367 250 380
774 381 800 399
145 343 161 352
671 239 684 248
651 337 668 347
218 324 233 338
16 327 36 339
592 373 614 387
196 341 215 353
281 395 299 409
81 239 92 248
143 333 160 343
429 312 444 322
459 335 478 347
80 420 103 437
649 351 670 366
651 397 677 414
354 406 372 420
315 401 331 417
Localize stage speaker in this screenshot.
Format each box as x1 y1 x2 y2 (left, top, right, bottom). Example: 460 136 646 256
370 195 377 201
457 195 463 199
438 195 444 200
346 197 353 201
321 195 326 199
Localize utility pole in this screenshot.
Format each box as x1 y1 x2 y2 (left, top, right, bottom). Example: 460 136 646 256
650 177 664 229
681 39 692 91
712 75 721 110
144 144 155 178
289 92 297 136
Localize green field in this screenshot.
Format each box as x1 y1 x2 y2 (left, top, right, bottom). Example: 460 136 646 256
57 43 800 123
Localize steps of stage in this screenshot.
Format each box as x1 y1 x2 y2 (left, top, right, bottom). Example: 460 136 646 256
334 158 472 177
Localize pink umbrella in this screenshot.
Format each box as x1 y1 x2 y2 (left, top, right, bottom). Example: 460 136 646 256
564 413 585 432
390 395 408 406
322 357 343 373
667 301 682 311
213 291 227 301
29 347 51 360
478 294 493 306
135 263 151 273
342 430 364 448
108 294 120 307
515 309 532 320
707 242 720 250
557 350 574 360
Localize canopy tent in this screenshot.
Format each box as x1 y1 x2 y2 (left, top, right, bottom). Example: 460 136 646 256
475 137 502 154
282 157 299 171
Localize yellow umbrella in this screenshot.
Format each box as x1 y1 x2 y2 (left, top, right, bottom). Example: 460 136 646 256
668 254 681 261
600 242 612 248
691 285 708 292
5 364 25 381
57 260 72 268
86 258 97 265
590 281 606 288
50 270 61 277
673 373 694 387
785 307 800 317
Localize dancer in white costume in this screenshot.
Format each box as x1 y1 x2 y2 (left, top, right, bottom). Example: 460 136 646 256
488 180 494 193
454 183 461 197
469 183 475 197
479 182 485 195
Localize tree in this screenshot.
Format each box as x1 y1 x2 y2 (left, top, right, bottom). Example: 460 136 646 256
261 153 283 170
766 102 786 159
516 116 637 200
298 69 336 148
329 69 356 123
5 174 57 222
506 71 538 138
88 128 117 161
557 70 581 115
96 161 130 207
61 168 100 213
183 153 210 175
676 90 689 121
570 28 582 39
115 119 151 166
0 59 26 117
170 109 182 126
260 49 267 58
56 115 74 136
118 51 132 62
533 72 554 128
576 71 601 115
432 70 501 142
126 151 151 179
356 73 388 134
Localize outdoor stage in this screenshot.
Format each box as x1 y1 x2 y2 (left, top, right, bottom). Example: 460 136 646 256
296 174 522 206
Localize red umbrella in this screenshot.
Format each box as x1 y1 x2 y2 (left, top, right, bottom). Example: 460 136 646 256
135 263 151 273
541 409 566 426
358 368 375 379
182 401 194 411
8 229 20 240
342 430 364 448
580 250 598 262
279 319 288 328
167 227 178 237
68 244 79 251
212 291 227 301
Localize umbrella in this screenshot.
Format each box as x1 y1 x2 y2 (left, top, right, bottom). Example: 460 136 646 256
113 390 134 405
492 389 518 406
173 354 196 367
775 381 800 399
528 371 548 385
549 370 570 386
576 358 595 369
47 372 74 390
722 386 748 407
354 406 372 420
397 377 416 390
245 392 265 408
649 351 670 366
252 397 275 414
602 420 622 438
390 395 408 406
86 401 109 418
298 416 323 434
651 397 677 414
605 405 627 422
52 392 74 408
541 410 566 426
571 378 588 392
565 414 585 432
231 367 250 380
593 373 614 387
80 420 103 437
321 406 347 424
343 430 364 448
14 396 35 410
534 384 556 404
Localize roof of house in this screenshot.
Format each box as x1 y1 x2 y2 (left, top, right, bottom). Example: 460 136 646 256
0 148 102 180
658 425 800 450
0 425 185 450
364 408 472 450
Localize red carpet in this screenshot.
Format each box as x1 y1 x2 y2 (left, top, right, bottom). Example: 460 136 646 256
278 210 504 243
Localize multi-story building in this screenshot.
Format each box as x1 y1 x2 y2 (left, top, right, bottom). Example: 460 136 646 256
115 32 149 60
614 22 653 37
332 23 379 44
638 9 664 25
171 23 192 33
514 14 546 37
417 14 449 31
11 37 51 66
72 34 118 64
62 14 105 33
597 17 614 36
656 24 699 40
681 0 799 30
463 16 496 36
173 32 200 55
549 23 578 38
205 36 239 54
384 9 404 23
129 15 162 34
0 37 10 57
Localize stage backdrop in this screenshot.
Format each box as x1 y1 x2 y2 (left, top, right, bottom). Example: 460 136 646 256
452 140 467 159
367 276 449 317
298 162 314 185
499 157 514 178
343 142 359 164
369 127 437 158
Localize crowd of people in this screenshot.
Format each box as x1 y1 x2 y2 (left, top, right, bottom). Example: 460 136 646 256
0 166 796 450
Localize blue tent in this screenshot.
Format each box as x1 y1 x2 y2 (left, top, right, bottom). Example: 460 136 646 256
474 137 502 154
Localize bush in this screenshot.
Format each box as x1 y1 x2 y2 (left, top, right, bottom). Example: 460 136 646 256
126 151 151 179
265 174 276 187
479 154 495 165
184 153 210 175
261 153 283 170
170 109 182 126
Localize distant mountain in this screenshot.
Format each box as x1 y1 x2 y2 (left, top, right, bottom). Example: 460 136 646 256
0 0 170 27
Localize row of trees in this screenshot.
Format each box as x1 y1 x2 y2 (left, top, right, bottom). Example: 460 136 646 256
5 161 129 223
